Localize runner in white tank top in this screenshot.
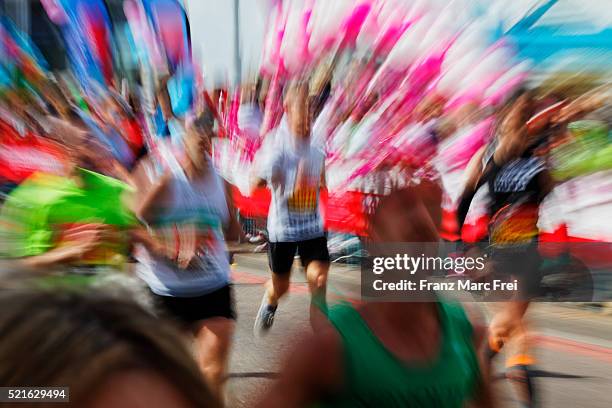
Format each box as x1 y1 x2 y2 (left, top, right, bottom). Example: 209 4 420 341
132 110 241 402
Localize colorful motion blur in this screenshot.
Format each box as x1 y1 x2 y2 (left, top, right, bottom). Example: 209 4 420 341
0 0 611 265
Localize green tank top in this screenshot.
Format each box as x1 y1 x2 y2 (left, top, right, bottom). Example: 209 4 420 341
317 301 481 408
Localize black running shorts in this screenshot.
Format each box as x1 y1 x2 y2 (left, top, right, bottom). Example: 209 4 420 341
490 242 542 299
150 284 236 325
268 236 330 275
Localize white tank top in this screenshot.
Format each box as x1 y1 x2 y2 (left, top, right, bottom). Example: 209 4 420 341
136 161 230 297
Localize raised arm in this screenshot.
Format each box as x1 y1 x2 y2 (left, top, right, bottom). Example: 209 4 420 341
553 89 607 124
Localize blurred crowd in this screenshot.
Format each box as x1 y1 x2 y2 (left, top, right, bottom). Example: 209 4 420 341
0 0 611 407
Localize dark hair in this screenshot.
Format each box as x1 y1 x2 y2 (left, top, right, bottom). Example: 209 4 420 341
255 77 263 102
311 81 331 120
501 87 535 114
0 285 220 407
192 107 215 135
128 92 142 116
494 87 537 135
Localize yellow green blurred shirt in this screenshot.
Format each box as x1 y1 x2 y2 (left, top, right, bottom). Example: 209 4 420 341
0 169 136 266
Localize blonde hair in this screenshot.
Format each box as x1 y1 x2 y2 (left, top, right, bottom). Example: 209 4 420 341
0 285 220 407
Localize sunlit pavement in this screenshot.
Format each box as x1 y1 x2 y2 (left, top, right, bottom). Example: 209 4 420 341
227 253 612 408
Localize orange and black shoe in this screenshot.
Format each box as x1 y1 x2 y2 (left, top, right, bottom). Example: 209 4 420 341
506 359 537 408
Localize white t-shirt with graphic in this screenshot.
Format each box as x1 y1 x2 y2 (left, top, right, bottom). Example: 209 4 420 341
257 121 325 242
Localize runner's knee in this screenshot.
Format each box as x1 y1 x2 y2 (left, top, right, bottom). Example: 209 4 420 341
306 268 327 291
315 272 327 290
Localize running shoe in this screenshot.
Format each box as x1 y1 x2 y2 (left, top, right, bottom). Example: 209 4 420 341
254 291 277 336
249 234 266 244
253 242 268 253
506 364 536 408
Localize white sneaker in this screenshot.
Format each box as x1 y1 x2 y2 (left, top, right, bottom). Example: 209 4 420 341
253 290 277 337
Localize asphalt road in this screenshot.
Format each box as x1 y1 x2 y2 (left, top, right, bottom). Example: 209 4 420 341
227 253 612 408
1 255 609 407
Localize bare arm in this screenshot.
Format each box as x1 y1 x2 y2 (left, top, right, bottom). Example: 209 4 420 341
320 165 327 190
463 303 496 408
111 161 135 187
554 90 607 124
128 157 177 258
21 247 83 269
469 326 496 408
223 180 245 243
457 145 487 229
464 145 487 194
250 145 280 195
493 132 521 167
156 75 174 122
20 224 106 269
133 166 171 221
129 225 181 263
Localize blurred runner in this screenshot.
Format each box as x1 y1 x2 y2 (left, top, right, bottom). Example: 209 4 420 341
0 128 135 277
254 180 493 408
132 108 241 401
251 80 330 334
457 88 604 407
457 90 548 408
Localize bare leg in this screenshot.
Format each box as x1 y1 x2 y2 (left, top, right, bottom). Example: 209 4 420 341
489 301 535 407
489 300 530 351
305 260 330 329
254 266 291 334
192 317 235 403
266 271 291 306
506 318 536 407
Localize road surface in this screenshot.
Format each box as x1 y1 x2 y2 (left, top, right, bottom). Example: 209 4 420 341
227 252 612 408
